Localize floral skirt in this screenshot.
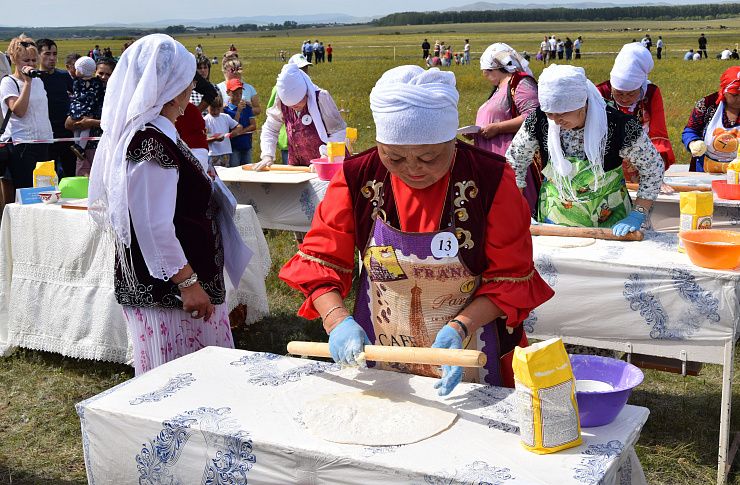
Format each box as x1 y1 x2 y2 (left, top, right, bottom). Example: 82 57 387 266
123 303 234 375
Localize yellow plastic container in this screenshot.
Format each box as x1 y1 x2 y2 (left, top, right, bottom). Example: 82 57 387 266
326 141 346 163
33 161 58 188
512 338 582 455
678 191 714 252
727 158 740 185
345 127 358 154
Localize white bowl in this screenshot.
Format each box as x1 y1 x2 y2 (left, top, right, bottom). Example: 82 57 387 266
38 191 61 204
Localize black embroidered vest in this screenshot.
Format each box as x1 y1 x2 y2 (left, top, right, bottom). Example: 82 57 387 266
343 141 504 275
114 125 225 308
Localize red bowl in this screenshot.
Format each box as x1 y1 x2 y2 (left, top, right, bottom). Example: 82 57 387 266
712 180 740 200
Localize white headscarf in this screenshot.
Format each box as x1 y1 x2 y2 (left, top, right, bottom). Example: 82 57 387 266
610 42 653 94
479 43 533 76
538 64 608 200
370 65 459 145
276 63 327 143
89 34 195 247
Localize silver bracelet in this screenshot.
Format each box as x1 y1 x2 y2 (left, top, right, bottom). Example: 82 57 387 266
177 272 198 290
323 305 345 321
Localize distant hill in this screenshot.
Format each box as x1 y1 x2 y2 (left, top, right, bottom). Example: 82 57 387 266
444 0 739 10
91 13 375 29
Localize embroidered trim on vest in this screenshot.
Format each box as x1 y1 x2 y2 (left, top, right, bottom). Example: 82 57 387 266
483 269 535 283
127 136 177 169
453 180 479 223
298 250 354 273
361 180 386 222
454 228 474 249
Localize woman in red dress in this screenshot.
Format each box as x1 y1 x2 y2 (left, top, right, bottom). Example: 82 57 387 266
279 66 553 395
596 42 675 182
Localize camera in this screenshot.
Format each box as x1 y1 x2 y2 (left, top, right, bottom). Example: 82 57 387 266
22 67 42 78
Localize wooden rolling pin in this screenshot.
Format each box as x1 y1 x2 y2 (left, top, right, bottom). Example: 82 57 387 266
287 341 487 368
530 224 644 241
626 182 711 193
242 164 312 172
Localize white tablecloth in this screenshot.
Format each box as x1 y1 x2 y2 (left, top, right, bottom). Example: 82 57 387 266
222 173 329 233
527 232 739 352
77 347 649 485
0 203 271 363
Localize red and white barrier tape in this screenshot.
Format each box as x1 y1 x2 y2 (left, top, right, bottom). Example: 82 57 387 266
0 135 102 146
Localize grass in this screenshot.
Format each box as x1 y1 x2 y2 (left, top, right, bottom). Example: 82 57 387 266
4 18 740 484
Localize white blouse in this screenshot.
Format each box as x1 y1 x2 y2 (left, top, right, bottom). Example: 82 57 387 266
0 76 53 143
126 116 188 281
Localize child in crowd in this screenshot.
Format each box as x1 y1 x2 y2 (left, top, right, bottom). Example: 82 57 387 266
69 56 104 158
205 95 239 167
223 78 257 167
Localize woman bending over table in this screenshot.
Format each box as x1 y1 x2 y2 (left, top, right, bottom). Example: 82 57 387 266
506 65 665 236
280 66 553 396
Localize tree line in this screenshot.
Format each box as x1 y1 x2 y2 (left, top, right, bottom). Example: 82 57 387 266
372 3 740 26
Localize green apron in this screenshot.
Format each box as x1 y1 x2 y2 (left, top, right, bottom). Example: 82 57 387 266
538 156 631 228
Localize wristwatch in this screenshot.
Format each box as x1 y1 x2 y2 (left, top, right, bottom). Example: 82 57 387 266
177 272 198 290
634 205 648 215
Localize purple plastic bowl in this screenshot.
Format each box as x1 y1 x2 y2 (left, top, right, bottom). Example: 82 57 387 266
570 354 644 428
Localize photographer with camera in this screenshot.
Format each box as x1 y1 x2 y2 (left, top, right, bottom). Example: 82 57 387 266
0 35 53 189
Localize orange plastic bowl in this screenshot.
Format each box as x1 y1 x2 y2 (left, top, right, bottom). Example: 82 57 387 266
712 180 740 200
679 230 740 270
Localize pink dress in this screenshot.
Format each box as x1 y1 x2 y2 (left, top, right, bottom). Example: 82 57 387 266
474 76 539 157
475 76 540 215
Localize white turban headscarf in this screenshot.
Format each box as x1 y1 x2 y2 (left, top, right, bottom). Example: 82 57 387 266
610 42 654 102
479 43 533 76
538 64 608 201
276 63 328 143
89 34 195 248
370 65 459 145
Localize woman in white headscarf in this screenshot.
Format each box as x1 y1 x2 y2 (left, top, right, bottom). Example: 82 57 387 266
279 65 553 396
596 42 675 182
255 63 346 170
471 42 541 215
506 64 665 235
89 34 250 375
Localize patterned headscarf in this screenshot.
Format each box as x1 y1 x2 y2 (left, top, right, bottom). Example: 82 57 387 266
479 43 533 76
718 66 740 105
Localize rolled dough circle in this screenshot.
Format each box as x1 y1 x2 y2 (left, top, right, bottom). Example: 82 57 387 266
301 390 457 446
536 236 596 248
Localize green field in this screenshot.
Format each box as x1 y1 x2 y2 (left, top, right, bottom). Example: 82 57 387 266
3 18 740 484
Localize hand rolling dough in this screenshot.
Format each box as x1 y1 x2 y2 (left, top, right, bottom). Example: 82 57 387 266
536 236 596 248
301 390 457 446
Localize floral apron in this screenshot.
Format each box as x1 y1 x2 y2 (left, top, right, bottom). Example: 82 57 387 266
538 156 631 227
353 216 502 386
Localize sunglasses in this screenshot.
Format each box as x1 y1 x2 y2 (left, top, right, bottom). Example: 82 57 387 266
19 41 36 48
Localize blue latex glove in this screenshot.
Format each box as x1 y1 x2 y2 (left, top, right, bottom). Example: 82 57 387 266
328 316 370 366
612 210 645 237
432 324 464 396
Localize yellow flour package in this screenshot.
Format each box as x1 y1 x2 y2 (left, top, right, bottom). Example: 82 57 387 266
678 191 713 252
33 161 58 188
512 338 582 454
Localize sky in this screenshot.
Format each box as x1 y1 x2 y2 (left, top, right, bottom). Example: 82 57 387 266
2 0 680 27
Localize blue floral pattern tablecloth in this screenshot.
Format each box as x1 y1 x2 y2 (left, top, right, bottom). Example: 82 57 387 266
77 347 649 485
527 232 740 349
219 167 329 233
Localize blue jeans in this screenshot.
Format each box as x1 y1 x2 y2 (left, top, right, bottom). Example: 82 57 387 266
230 149 252 167
280 149 289 164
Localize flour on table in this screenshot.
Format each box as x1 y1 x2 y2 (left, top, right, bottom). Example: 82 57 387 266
536 236 596 248
301 390 457 446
